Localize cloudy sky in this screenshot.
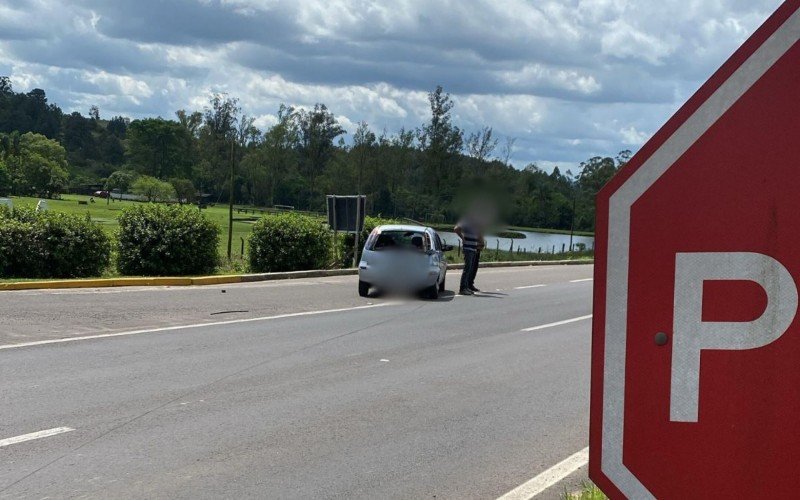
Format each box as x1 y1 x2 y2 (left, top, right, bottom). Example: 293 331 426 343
0 0 783 170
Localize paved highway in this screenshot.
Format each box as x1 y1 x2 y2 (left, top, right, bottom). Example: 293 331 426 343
0 264 593 499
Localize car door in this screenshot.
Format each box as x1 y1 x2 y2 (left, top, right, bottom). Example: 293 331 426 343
430 230 447 276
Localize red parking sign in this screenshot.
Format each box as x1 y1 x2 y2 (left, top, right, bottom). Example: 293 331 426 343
590 1 800 497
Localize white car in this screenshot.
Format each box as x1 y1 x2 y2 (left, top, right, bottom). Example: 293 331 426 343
358 224 452 299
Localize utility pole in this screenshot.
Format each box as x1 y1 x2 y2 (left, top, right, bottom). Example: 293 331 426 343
569 185 578 253
227 138 235 260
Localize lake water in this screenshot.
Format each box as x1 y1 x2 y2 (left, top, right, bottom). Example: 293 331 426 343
440 230 594 255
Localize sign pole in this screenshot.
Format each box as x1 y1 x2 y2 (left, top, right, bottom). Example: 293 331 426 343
332 196 338 264
352 195 361 269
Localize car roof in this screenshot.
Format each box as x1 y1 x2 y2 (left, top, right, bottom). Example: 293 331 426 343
376 224 432 233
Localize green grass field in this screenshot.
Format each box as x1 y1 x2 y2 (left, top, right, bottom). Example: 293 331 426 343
9 194 256 260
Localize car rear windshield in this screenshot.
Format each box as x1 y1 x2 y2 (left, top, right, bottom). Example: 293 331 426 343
369 230 430 252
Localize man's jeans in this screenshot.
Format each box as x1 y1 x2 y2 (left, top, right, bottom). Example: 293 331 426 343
460 249 479 291
469 250 481 287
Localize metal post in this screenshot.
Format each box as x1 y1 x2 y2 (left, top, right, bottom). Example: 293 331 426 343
569 187 577 253
352 196 362 269
240 237 245 257
227 139 235 260
332 196 338 264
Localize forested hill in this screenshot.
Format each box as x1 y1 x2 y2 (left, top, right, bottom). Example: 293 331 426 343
0 77 628 232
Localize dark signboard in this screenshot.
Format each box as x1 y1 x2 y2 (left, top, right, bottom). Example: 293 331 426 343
327 195 366 233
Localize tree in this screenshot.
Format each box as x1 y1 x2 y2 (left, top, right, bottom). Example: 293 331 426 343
466 126 498 162
106 116 128 138
6 132 69 196
418 86 463 196
0 76 11 94
127 118 190 179
105 169 139 193
132 175 176 202
0 159 9 195
240 104 300 207
170 178 196 204
197 94 240 195
499 136 516 166
297 103 345 209
351 121 376 194
61 112 94 166
573 152 629 231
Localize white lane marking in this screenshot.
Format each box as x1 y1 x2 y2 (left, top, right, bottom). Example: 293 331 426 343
570 278 593 283
0 427 75 448
0 303 402 351
514 285 547 290
522 315 593 332
5 280 325 296
497 447 589 500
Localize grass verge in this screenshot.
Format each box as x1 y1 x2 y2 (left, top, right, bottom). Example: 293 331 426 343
444 249 594 264
563 482 608 500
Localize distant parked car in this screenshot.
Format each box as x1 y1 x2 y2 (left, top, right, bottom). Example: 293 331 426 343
93 190 110 199
358 224 452 299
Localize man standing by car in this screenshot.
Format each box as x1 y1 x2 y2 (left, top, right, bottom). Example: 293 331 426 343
469 232 486 292
455 217 481 295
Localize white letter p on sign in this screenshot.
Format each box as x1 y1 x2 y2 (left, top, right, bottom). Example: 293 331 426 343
670 252 798 423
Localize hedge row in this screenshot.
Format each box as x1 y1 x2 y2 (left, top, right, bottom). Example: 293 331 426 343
117 204 219 276
1 205 398 279
248 213 400 273
0 207 111 278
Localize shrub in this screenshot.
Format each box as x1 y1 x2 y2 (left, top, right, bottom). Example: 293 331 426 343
0 207 111 278
131 175 176 202
337 216 401 267
117 204 219 276
248 213 330 273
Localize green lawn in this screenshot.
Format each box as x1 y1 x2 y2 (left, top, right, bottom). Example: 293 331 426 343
9 194 256 260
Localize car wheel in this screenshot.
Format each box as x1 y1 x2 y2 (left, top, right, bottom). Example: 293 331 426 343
424 284 439 300
358 280 370 297
438 273 446 292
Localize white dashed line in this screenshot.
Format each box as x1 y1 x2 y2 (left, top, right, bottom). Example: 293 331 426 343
0 427 75 448
521 315 593 332
569 278 593 283
514 285 547 290
0 303 402 351
497 447 589 500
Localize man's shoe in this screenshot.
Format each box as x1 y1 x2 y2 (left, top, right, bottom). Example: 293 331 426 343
469 285 480 292
459 289 474 296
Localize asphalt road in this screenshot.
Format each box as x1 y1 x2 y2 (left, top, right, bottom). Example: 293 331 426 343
0 264 594 499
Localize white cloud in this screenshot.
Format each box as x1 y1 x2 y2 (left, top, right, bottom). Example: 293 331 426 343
0 0 786 169
601 19 676 65
620 125 650 146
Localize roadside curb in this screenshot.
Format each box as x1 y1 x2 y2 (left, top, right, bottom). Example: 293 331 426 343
0 260 593 292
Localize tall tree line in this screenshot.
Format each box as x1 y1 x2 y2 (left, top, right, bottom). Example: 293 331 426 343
0 77 627 231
